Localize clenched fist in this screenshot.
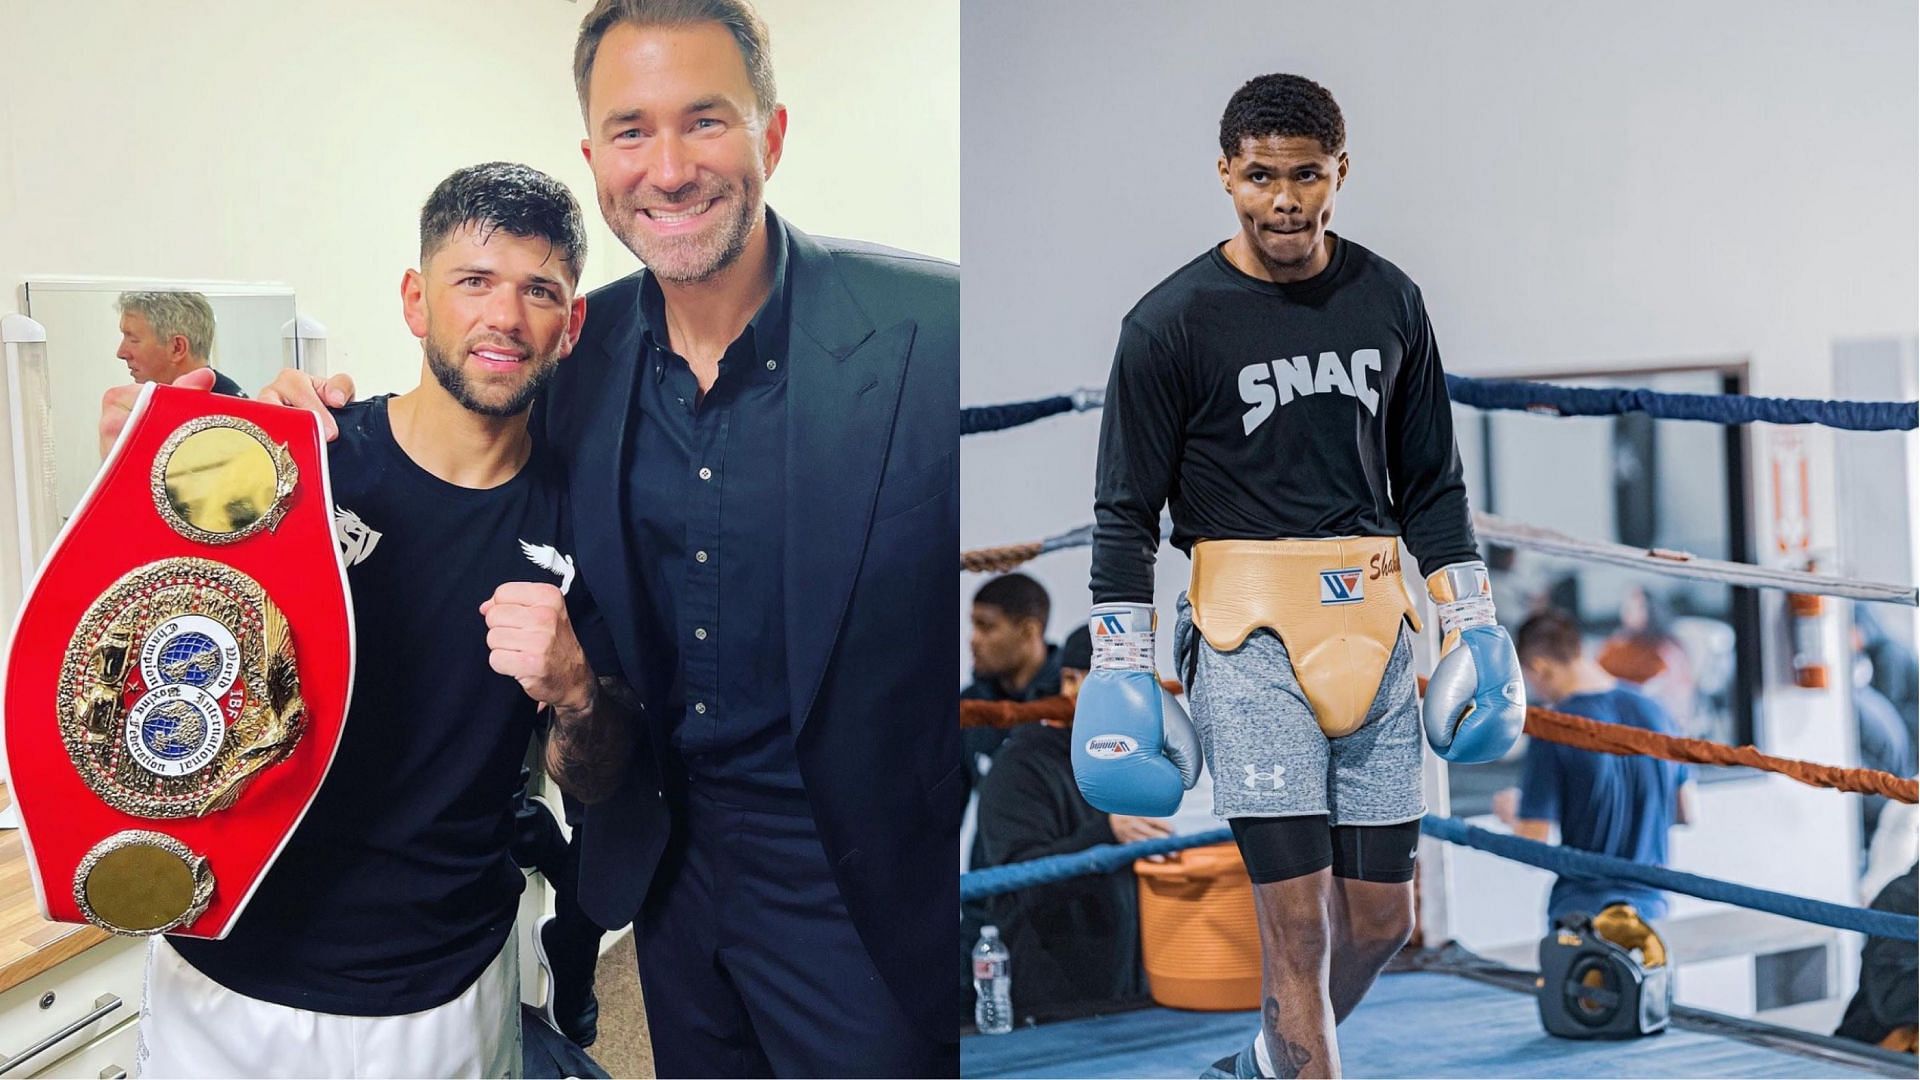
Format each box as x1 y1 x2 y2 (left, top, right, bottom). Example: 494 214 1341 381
480 582 593 711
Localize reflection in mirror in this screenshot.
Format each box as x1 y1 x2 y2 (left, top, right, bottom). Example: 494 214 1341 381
15 280 303 567
1445 366 1758 816
152 418 296 545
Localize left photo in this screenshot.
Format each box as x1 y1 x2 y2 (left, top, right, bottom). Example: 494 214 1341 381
0 0 961 1076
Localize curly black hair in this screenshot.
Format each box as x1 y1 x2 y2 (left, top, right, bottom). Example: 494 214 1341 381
1218 74 1345 159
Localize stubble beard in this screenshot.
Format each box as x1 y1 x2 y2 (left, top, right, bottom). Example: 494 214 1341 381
423 331 558 419
606 169 765 285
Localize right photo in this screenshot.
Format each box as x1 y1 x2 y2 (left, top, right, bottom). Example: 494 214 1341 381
958 2 1920 1078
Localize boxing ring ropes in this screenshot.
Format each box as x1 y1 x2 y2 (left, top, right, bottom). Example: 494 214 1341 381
957 376 1920 1078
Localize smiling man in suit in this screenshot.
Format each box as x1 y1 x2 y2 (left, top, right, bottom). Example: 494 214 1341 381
533 2 960 1073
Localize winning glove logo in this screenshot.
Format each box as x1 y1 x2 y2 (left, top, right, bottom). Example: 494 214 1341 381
1094 613 1129 636
1319 568 1365 605
1084 735 1138 759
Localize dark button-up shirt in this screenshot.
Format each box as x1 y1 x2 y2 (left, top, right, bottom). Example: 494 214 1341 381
627 214 801 799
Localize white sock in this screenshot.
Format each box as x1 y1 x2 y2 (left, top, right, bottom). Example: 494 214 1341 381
1253 1029 1276 1077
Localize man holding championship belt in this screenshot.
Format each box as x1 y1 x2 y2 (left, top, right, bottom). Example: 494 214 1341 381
1073 75 1526 1079
89 162 603 1077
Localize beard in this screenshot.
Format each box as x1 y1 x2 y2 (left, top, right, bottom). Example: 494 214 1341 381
603 168 765 285
423 331 560 418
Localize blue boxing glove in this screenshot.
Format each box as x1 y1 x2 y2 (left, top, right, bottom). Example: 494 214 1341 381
1071 603 1202 818
1423 561 1526 763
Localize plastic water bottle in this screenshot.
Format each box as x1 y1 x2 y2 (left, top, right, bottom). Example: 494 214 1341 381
972 925 1013 1034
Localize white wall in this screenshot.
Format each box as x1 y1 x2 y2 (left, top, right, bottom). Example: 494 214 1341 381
0 0 958 616
960 0 1915 943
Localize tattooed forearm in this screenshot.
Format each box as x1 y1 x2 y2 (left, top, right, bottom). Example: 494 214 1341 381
544 676 639 804
1262 996 1315 1079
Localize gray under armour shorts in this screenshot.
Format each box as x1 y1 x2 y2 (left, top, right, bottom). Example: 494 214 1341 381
1174 592 1427 825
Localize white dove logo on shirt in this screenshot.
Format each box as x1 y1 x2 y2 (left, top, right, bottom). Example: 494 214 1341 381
520 541 576 595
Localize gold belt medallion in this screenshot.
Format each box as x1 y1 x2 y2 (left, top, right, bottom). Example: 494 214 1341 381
73 830 215 936
58 557 304 819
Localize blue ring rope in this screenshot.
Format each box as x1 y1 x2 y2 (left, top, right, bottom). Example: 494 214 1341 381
962 379 1919 435
1444 376 1918 432
961 815 1917 941
962 394 1075 436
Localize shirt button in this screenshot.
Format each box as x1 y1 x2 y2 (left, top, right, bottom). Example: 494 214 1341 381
695 550 709 563
694 627 708 640
698 467 713 481
694 702 707 715
765 359 777 371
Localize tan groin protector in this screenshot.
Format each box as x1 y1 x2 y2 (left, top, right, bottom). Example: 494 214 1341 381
1188 537 1421 737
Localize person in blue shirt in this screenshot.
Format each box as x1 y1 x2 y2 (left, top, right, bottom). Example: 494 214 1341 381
1494 608 1696 924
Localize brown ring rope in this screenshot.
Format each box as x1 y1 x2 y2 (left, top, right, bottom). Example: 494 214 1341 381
959 684 1918 804
960 541 1045 574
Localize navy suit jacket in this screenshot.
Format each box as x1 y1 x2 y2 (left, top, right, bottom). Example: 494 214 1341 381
540 216 963 1040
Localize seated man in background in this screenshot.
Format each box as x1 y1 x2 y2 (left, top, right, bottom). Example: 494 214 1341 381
975 627 1161 1019
963 573 1064 783
960 573 1062 1017
115 290 245 395
1834 862 1918 1052
1494 608 1695 925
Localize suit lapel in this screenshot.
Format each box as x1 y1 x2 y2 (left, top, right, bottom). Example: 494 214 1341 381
579 290 647 681
783 227 914 734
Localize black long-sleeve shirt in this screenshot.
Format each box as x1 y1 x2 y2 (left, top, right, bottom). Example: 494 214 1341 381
1091 235 1478 604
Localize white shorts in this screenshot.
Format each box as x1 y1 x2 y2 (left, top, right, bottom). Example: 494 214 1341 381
135 933 521 1079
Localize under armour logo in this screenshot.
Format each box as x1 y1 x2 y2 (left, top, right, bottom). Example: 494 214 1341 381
520 541 576 595
333 505 381 567
1244 764 1287 790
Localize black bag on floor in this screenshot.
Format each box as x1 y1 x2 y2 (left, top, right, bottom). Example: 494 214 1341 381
1537 903 1672 1039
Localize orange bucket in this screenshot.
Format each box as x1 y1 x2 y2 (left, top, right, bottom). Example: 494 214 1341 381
1134 842 1262 1010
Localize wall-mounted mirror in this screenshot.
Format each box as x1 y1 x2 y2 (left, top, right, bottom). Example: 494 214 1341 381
12 279 308 577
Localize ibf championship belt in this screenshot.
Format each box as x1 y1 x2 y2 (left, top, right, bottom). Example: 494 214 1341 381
3 385 352 938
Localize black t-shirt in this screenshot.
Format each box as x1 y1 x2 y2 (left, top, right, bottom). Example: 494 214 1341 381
170 396 573 1015
1091 235 1478 604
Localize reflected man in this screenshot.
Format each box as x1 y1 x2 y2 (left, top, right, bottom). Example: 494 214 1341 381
115 291 244 395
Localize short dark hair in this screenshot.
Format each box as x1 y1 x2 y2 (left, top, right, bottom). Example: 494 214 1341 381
1515 609 1584 664
973 573 1050 627
573 0 777 124
1058 626 1092 674
419 163 587 285
1219 73 1345 159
